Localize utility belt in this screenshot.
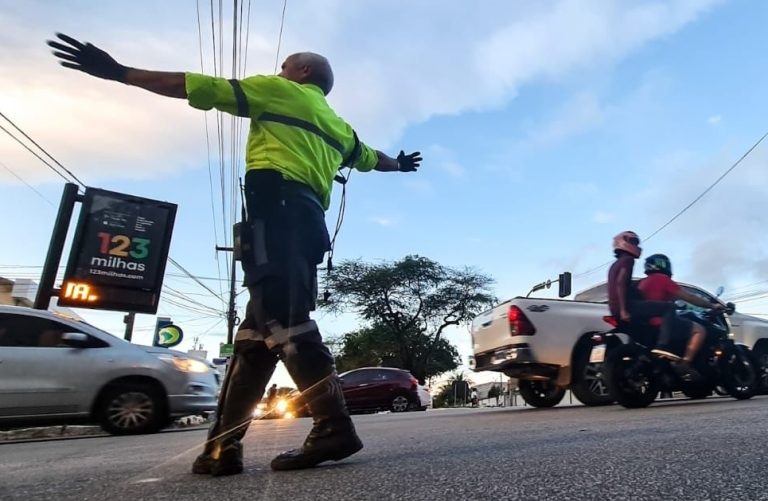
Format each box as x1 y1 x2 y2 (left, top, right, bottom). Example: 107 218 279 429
235 168 329 267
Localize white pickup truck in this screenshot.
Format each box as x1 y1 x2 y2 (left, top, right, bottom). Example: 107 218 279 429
469 280 768 407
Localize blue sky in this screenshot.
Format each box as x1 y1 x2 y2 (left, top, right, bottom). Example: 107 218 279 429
2 0 768 387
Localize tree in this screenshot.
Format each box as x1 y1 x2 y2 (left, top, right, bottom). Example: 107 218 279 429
322 255 496 383
332 323 460 379
488 384 502 405
433 371 473 407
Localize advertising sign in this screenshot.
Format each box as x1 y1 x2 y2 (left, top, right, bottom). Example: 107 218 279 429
58 188 177 313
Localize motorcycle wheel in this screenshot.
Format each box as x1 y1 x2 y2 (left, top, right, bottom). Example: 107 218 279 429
721 345 758 400
605 344 659 409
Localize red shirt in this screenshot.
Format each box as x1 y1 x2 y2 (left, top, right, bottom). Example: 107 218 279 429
638 273 680 326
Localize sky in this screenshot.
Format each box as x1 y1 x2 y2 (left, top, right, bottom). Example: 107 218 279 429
2 0 768 389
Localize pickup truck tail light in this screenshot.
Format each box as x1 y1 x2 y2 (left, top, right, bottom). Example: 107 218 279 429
508 306 536 336
602 315 618 327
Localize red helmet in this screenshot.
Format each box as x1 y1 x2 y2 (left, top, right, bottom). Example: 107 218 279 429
613 231 641 258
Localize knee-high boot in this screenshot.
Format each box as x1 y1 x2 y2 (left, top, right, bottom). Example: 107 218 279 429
192 338 277 476
269 329 362 471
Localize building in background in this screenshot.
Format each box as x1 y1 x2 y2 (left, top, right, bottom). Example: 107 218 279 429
0 277 83 319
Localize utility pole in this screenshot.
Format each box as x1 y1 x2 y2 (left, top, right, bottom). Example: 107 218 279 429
216 245 237 345
123 312 135 341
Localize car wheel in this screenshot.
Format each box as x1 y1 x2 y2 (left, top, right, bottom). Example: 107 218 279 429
98 384 166 435
391 395 410 412
571 343 613 406
518 380 566 408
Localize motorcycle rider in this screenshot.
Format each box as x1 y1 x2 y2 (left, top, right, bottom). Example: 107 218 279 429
638 254 723 372
607 232 674 337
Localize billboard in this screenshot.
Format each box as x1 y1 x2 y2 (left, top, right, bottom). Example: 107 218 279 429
58 188 177 313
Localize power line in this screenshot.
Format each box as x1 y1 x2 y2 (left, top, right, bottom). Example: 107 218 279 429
0 122 72 185
273 0 288 73
644 131 768 242
0 160 56 206
574 131 768 280
0 111 87 187
196 0 226 300
168 257 226 303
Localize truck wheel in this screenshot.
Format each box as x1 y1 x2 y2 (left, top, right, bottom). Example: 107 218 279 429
518 380 565 408
571 344 613 406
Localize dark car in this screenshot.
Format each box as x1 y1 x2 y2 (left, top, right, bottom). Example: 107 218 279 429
339 367 424 413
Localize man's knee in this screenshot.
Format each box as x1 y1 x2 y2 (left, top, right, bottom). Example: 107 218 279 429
248 278 311 329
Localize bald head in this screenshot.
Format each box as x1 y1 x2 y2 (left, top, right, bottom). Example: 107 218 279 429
279 52 334 95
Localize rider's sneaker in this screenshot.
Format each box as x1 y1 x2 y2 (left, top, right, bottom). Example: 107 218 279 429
651 348 682 361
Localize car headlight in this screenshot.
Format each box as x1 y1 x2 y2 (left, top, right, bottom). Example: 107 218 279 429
159 355 210 373
275 399 288 413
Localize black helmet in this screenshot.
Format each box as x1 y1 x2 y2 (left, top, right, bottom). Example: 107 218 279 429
644 254 672 276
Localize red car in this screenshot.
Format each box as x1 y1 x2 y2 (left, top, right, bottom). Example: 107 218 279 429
339 367 425 413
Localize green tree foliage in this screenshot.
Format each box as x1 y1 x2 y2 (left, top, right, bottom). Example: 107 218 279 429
433 371 473 407
322 255 496 383
332 323 460 381
488 384 502 405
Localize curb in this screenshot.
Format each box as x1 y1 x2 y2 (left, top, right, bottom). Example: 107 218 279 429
0 415 210 443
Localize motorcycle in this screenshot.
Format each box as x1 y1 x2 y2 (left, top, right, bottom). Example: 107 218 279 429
596 303 758 408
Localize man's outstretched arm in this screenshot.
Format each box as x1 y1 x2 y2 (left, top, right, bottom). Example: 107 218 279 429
47 33 186 99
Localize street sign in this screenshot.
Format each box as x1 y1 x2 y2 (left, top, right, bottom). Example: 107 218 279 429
219 343 234 357
58 188 177 313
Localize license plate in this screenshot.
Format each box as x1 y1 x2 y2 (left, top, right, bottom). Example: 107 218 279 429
589 344 606 363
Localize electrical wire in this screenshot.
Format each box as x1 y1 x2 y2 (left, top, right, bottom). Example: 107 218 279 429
273 0 288 73
0 160 56 206
0 122 73 185
574 131 768 280
168 257 226 303
0 111 86 187
196 0 226 300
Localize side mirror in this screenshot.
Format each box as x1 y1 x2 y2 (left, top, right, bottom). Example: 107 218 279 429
725 302 736 315
558 272 572 298
61 332 90 348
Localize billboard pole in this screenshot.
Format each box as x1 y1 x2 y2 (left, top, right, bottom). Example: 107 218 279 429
34 183 81 310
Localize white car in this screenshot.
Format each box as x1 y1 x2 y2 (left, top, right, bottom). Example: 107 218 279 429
0 306 219 435
417 384 432 410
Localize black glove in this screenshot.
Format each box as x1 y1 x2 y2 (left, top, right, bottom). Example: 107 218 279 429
397 150 422 172
47 33 127 82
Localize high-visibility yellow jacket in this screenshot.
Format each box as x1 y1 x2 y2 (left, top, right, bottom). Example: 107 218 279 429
185 73 378 209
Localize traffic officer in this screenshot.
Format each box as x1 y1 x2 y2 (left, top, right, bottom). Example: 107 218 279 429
48 33 422 476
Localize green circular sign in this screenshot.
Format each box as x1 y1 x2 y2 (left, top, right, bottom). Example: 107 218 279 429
158 325 183 348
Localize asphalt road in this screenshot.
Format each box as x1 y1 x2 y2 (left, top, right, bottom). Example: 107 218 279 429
2 397 767 500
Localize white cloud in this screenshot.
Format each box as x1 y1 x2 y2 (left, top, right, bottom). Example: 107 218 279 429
707 115 722 125
0 0 723 185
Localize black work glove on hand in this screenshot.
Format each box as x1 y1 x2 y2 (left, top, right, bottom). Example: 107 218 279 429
47 33 127 82
397 150 422 172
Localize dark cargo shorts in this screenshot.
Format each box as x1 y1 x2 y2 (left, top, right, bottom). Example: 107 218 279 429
239 169 330 325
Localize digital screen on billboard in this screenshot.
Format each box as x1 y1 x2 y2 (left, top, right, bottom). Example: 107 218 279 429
58 188 177 313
